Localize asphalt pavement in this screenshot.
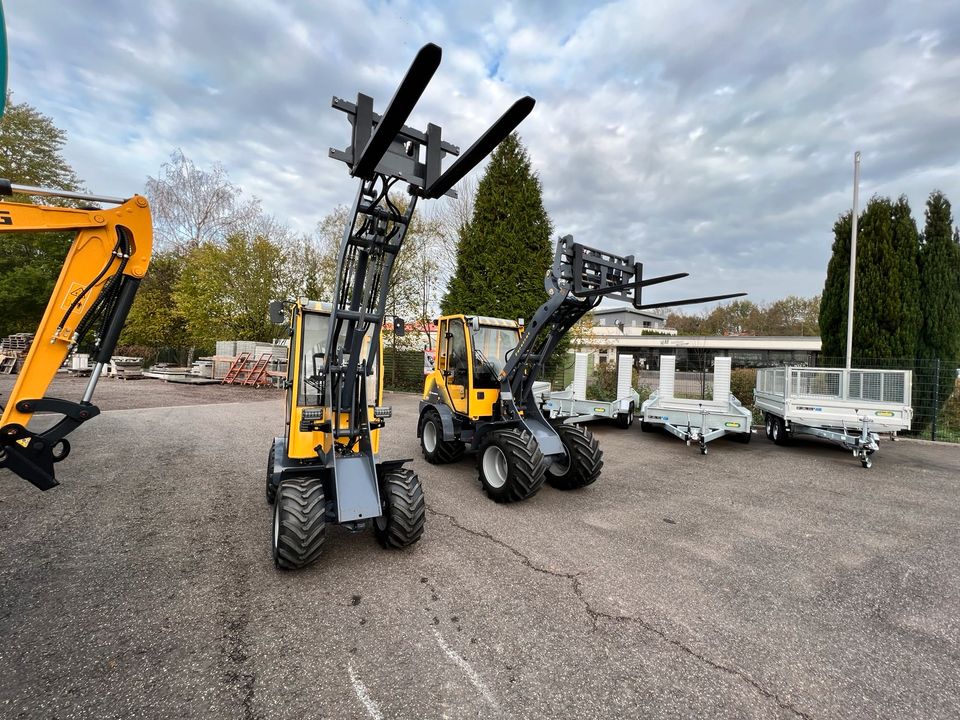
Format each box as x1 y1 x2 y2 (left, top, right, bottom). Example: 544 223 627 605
1 389 958 719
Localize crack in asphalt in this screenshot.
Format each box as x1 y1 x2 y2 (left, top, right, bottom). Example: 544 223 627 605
426 505 813 720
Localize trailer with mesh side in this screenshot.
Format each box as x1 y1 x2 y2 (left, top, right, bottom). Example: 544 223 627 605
753 366 913 468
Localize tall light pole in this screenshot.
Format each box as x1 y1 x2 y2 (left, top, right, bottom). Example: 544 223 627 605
845 151 861 370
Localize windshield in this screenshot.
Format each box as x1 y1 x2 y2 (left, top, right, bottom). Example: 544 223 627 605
472 325 520 377
298 311 378 406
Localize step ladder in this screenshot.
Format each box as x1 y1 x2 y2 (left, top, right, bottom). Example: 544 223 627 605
0 354 17 374
242 353 273 387
221 352 251 385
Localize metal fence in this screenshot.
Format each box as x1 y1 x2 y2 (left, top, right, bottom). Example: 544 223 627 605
382 348 426 394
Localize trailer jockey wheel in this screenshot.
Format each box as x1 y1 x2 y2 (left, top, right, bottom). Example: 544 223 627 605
545 424 603 490
374 467 426 548
477 428 546 503
273 478 326 570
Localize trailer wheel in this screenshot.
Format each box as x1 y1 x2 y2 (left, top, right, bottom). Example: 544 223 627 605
266 440 277 505
419 410 465 464
477 428 546 503
546 424 603 490
640 420 656 433
374 467 425 548
771 416 790 446
733 427 752 444
764 413 774 440
273 477 326 570
615 402 635 429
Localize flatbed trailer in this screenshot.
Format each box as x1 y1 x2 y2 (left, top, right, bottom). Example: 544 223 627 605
538 353 638 428
640 356 751 454
753 366 913 468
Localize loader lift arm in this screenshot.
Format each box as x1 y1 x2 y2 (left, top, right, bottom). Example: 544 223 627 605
495 234 744 452
321 42 533 457
0 183 152 490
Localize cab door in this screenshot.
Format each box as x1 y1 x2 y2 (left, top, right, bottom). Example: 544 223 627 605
438 317 470 415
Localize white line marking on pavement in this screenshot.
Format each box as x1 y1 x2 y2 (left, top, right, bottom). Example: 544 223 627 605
432 627 499 709
348 661 384 720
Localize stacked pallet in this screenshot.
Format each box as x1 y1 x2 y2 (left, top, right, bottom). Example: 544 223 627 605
0 332 34 374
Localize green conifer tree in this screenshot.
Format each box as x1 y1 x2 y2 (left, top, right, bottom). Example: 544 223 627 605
441 133 553 322
918 191 960 411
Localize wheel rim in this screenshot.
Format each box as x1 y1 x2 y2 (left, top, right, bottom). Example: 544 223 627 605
482 445 509 489
548 453 570 476
423 419 438 453
272 495 281 555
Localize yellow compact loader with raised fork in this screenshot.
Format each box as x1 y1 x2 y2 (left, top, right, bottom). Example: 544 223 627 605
419 235 745 503
264 43 535 569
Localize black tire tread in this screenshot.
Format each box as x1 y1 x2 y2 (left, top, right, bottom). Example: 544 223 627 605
274 478 326 570
546 424 603 490
479 427 546 504
375 467 426 548
420 411 465 464
266 441 277 505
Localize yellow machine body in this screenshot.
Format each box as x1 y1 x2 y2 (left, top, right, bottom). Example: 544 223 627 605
0 197 153 432
422 314 520 421
285 300 383 460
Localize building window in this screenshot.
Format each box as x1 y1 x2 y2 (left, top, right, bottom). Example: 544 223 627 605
643 321 651 327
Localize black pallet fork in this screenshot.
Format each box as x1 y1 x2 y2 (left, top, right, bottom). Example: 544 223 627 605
272 43 534 563
493 234 745 458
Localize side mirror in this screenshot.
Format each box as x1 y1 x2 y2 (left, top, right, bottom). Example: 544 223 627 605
393 316 405 337
471 316 480 332
268 300 286 324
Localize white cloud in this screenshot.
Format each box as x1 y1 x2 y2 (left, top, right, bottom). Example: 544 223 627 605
4 0 959 306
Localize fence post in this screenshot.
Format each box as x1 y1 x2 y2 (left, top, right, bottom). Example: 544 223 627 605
931 358 940 442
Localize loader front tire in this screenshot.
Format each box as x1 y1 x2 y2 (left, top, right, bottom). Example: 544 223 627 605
374 467 426 549
419 410 465 464
273 478 326 570
478 428 546 503
546 424 603 490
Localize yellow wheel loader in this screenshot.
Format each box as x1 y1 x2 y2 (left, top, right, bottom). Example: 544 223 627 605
265 43 535 569
419 235 744 503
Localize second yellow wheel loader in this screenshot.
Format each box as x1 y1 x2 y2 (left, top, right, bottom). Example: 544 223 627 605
419 235 745 503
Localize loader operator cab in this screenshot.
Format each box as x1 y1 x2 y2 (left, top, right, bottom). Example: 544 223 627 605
434 315 521 419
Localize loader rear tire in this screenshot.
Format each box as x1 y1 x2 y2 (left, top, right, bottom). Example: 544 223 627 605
266 440 277 505
374 467 426 549
419 411 465 464
478 428 546 503
273 478 326 570
546 424 603 490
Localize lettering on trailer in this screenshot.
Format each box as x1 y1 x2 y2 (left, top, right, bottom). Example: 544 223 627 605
797 405 823 412
59 282 88 313
0 209 11 225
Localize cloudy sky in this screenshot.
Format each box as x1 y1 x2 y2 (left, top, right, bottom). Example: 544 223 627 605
6 0 960 307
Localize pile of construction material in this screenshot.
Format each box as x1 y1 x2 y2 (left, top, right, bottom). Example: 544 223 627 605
213 340 288 386
0 332 34 374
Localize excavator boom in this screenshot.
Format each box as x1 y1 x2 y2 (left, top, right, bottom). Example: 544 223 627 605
0 185 152 490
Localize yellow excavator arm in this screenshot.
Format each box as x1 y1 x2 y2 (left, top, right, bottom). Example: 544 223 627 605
0 182 152 490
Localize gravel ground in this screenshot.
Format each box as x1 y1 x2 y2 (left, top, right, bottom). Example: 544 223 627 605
1 381 958 719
